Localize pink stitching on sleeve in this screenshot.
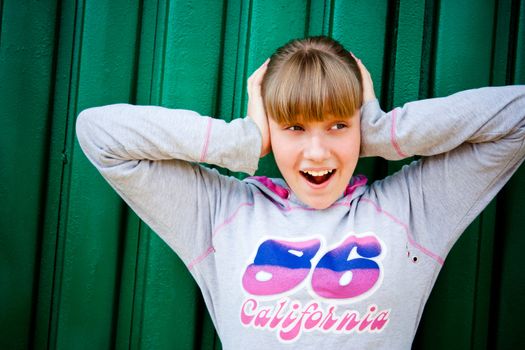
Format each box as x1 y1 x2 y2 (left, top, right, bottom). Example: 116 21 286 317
200 117 213 162
360 197 445 265
391 108 408 158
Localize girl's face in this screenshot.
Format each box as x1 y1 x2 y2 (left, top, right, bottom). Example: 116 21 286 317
269 112 361 209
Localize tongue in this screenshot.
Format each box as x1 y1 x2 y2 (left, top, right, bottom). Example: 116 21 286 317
304 172 332 185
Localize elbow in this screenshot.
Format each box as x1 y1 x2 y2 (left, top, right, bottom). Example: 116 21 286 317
75 108 95 153
513 86 525 129
75 108 91 147
75 105 132 172
75 108 93 151
75 107 107 162
75 106 110 146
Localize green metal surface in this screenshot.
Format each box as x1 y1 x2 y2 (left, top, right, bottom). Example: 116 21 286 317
1 0 524 349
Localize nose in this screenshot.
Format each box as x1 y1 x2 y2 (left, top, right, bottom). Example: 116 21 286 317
303 135 330 162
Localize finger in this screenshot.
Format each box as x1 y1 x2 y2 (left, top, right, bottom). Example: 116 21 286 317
350 52 363 67
251 58 270 77
249 61 270 94
257 58 270 70
252 71 266 89
350 52 368 75
353 56 364 70
254 59 270 81
248 59 269 86
356 60 371 81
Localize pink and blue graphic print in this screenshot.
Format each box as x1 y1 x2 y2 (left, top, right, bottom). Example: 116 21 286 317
242 239 321 296
311 235 382 299
242 234 384 301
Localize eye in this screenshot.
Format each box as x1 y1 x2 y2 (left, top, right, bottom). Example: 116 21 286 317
331 123 348 130
286 125 304 131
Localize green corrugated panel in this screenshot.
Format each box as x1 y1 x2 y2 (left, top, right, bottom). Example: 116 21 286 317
414 1 500 349
1 1 524 349
334 0 391 179
52 1 141 349
0 1 58 349
249 0 310 178
493 2 525 349
131 1 225 348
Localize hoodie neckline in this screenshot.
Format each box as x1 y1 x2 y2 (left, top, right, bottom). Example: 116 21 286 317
246 175 368 209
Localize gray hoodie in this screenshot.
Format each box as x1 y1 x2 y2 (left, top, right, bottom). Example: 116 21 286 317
76 86 525 349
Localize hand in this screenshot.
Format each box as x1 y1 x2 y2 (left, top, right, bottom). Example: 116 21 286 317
247 58 271 158
352 54 376 104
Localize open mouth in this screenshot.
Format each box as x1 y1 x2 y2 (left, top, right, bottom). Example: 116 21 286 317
300 169 336 185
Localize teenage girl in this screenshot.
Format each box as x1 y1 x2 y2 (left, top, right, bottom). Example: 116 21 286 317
76 36 525 349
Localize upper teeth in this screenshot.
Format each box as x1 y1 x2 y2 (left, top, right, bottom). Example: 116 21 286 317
302 169 333 176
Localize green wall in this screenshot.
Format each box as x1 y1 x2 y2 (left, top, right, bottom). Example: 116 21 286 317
1 0 524 349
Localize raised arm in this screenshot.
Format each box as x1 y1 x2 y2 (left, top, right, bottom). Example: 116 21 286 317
75 104 262 265
361 86 525 160
360 83 525 259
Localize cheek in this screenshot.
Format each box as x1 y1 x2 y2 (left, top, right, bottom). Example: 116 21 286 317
349 126 361 152
270 134 294 167
347 137 361 157
339 131 361 166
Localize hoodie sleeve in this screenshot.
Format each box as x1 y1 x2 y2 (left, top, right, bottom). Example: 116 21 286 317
75 104 262 266
360 86 525 260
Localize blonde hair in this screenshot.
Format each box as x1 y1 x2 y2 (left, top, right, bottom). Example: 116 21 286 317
261 36 362 125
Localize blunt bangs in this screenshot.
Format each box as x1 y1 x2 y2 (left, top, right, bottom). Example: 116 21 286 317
263 49 362 125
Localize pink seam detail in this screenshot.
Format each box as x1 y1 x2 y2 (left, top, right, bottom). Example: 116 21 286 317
249 175 367 200
188 246 215 270
188 201 256 270
188 195 435 269
360 198 444 265
390 108 408 158
199 117 213 162
188 197 344 269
